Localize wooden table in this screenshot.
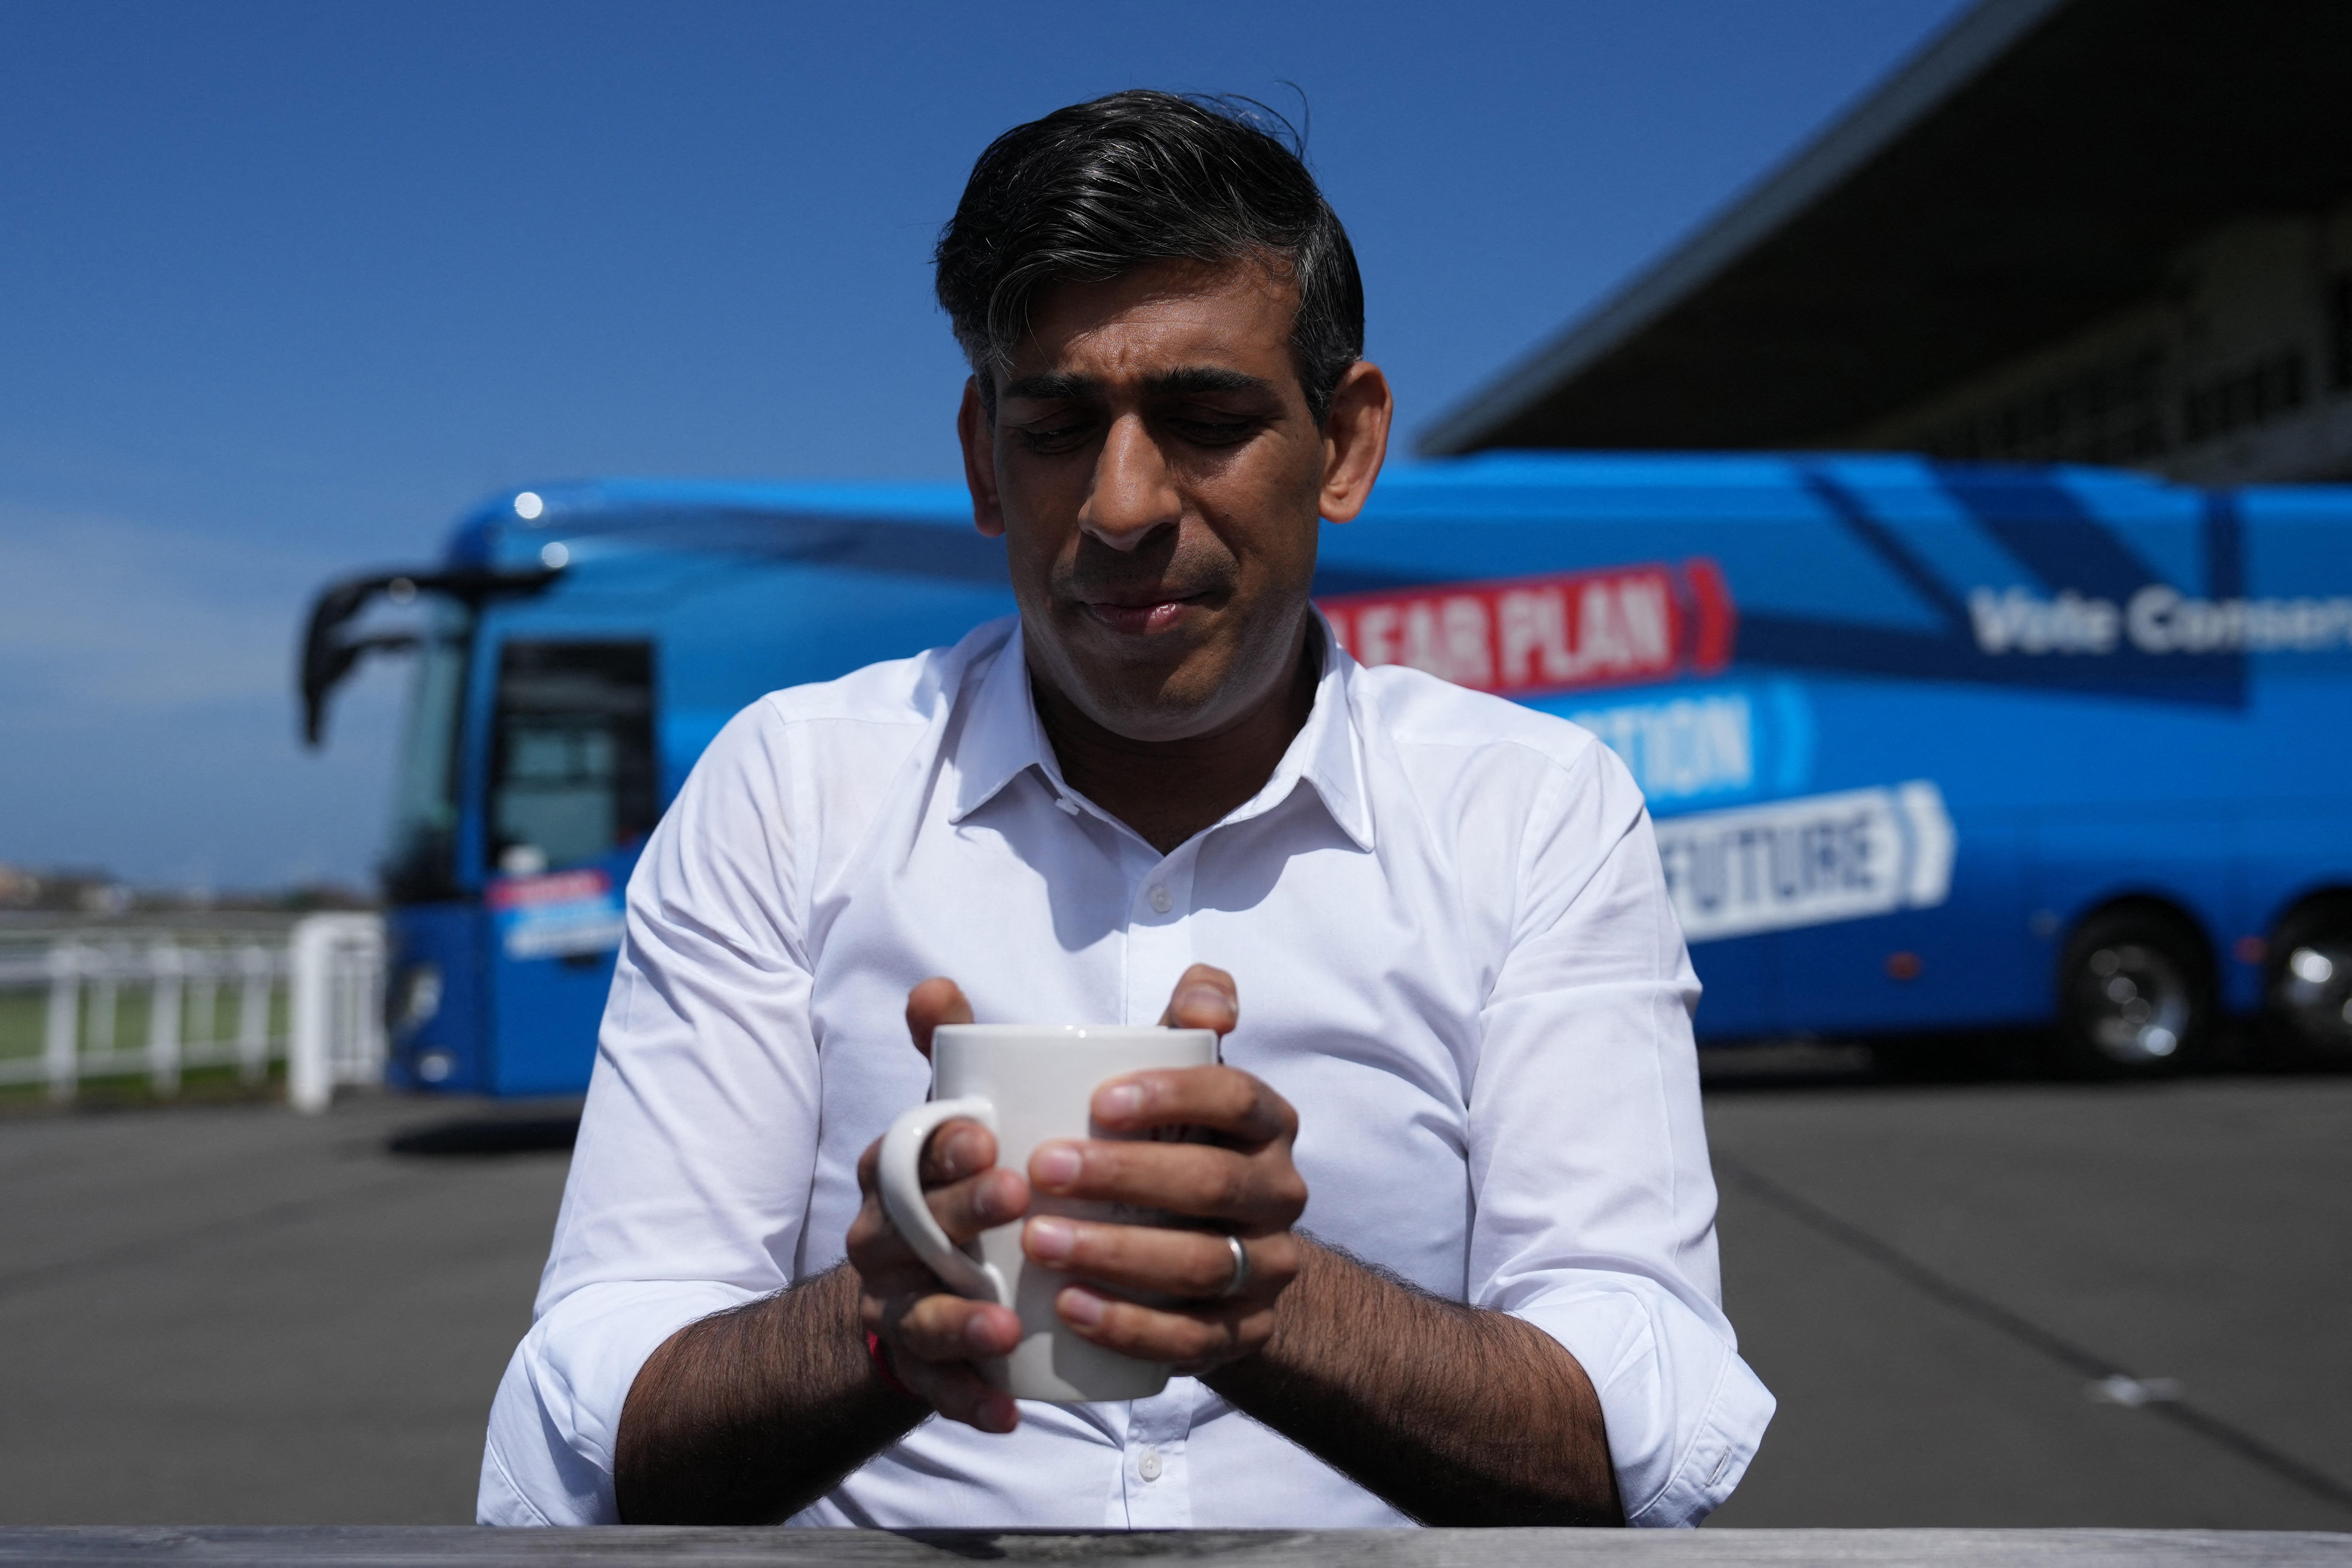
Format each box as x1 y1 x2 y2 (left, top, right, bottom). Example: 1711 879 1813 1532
0 1529 2345 1566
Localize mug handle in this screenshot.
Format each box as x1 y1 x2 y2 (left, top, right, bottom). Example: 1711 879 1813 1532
877 1096 1011 1307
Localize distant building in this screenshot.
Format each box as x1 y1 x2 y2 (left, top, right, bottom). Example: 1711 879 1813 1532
1422 0 2352 484
0 864 130 914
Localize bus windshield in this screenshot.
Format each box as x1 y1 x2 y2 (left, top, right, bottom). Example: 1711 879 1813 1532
487 640 658 876
382 599 472 902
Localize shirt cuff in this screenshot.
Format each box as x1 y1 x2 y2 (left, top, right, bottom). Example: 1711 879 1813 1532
1510 1285 1775 1527
479 1280 756 1526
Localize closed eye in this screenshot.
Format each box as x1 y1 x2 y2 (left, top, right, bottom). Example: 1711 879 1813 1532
1168 415 1266 447
1012 415 1096 453
1162 397 1276 442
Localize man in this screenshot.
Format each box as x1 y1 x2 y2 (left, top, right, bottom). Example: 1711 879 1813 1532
480 90 1770 1530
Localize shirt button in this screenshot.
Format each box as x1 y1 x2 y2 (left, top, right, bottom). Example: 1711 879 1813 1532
1148 885 1172 914
1137 1447 1164 1482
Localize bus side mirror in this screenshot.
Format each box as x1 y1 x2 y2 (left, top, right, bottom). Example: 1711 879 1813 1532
298 566 559 747
301 573 414 747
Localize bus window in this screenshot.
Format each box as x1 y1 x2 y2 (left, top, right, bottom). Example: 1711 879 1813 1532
488 641 658 875
382 600 473 903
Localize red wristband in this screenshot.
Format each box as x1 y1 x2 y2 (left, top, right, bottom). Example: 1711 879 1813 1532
865 1330 919 1400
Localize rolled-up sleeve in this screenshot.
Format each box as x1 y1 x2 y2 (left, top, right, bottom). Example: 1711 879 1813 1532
1466 741 1773 1527
479 701 822 1526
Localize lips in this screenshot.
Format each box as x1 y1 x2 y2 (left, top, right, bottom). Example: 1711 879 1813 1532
1079 592 1205 636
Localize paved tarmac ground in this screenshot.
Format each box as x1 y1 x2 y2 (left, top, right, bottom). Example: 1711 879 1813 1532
0 1062 2345 1528
0 1094 573 1525
1703 1058 2352 1531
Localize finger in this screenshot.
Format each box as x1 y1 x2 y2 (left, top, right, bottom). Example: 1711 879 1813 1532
1088 1064 1296 1144
1053 1285 1273 1370
908 1359 1021 1435
1024 1215 1296 1300
848 1197 956 1286
905 977 974 1061
863 1282 1022 1434
855 1116 998 1198
848 1170 1027 1285
869 1324 1019 1435
875 1296 1022 1434
1029 1138 1307 1226
1157 964 1238 1035
918 1119 999 1188
925 1164 1030 1243
887 1291 1024 1364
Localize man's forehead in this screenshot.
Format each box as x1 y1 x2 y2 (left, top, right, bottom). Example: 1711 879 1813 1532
1001 365 1278 404
1005 257 1297 384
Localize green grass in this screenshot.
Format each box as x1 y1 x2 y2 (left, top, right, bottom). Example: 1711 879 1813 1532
0 990 41 1061
0 1058 289 1110
0 963 290 1082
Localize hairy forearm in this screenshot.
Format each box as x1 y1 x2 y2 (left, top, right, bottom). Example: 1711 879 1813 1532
1205 1239 1622 1526
614 1265 925 1524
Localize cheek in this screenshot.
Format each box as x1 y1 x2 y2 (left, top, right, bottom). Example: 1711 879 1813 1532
994 439 1080 516
1196 446 1326 576
993 484 1077 588
1004 532 1068 615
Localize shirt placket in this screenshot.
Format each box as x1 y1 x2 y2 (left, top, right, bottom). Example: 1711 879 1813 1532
1115 1383 1198 1526
1121 840 1199 1025
1110 836 1203 1524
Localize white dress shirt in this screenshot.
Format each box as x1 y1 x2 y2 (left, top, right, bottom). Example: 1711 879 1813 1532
479 614 1772 1530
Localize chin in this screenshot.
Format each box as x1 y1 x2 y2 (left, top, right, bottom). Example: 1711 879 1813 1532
1082 682 1230 741
1033 607 1294 741
1065 660 1243 740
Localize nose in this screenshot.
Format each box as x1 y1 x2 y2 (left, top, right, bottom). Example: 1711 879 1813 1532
1077 414 1180 552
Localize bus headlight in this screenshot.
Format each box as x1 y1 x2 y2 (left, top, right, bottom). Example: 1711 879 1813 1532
390 963 444 1033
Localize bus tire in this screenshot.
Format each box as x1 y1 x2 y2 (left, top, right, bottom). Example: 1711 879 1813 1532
2262 894 2352 1066
2054 905 2214 1077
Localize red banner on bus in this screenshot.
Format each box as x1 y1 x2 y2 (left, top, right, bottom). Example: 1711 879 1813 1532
1319 559 1735 697
487 869 612 911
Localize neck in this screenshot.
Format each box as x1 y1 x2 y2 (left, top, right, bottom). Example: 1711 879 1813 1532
1031 624 1321 856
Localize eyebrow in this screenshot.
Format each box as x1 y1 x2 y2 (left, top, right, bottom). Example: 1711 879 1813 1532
1150 366 1278 398
1001 372 1095 403
999 366 1281 403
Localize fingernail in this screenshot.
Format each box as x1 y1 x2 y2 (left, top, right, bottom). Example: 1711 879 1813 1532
1179 984 1231 1019
966 1312 1006 1355
1032 1142 1081 1190
1026 1215 1075 1261
1057 1286 1105 1328
1096 1083 1143 1122
942 1126 983 1176
974 1169 1022 1224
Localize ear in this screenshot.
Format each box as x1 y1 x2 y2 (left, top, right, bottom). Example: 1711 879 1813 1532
958 377 1006 539
1317 361 1393 525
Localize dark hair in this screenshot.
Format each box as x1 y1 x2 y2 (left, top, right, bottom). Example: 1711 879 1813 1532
934 90 1365 426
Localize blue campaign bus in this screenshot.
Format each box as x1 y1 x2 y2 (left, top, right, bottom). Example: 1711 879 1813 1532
300 454 2352 1095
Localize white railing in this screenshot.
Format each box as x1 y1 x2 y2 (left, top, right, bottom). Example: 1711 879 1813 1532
0 913 385 1111
286 913 388 1113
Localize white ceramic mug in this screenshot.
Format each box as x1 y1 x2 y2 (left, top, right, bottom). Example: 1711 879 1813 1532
878 1023 1219 1402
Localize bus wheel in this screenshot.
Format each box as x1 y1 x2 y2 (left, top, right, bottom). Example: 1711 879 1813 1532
2263 895 2352 1065
2055 908 2212 1076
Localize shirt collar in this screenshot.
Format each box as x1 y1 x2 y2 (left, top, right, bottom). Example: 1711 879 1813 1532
947 620 1056 824
946 614 1375 852
1269 613 1375 850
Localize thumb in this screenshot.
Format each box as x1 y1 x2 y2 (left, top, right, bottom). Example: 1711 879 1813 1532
905 977 975 1060
1159 963 1238 1035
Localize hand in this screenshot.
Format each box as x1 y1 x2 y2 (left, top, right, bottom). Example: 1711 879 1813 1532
1023 964 1307 1375
844 979 1028 1434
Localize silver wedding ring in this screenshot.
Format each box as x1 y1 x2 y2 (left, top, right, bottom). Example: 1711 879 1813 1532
1217 1233 1252 1299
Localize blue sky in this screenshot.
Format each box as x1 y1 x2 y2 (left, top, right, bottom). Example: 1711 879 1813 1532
0 0 1965 890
